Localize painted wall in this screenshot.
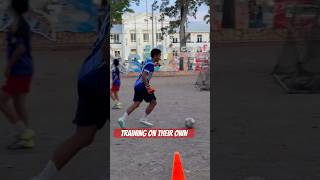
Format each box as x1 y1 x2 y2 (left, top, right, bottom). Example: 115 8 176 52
0 0 99 40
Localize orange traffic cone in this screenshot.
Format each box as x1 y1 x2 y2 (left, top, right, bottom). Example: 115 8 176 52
171 152 186 180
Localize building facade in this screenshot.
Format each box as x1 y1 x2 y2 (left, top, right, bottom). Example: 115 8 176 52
110 13 210 62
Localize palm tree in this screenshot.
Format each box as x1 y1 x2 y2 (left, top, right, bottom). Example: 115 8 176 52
203 10 210 24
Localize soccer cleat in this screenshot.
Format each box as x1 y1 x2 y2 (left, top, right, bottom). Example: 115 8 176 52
117 117 125 128
7 139 34 150
139 118 153 127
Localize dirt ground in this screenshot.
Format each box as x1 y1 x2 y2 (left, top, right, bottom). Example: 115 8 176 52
213 45 320 180
0 50 211 180
110 76 210 180
0 50 109 180
2 44 319 180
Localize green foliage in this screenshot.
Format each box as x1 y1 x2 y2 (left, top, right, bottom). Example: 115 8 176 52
203 0 210 24
156 0 208 48
109 0 140 25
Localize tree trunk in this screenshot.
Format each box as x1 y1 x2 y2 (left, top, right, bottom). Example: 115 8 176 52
180 0 188 52
222 0 235 28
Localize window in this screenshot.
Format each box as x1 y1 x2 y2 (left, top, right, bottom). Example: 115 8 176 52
115 51 120 57
156 33 162 42
187 33 191 43
172 37 178 43
143 33 149 42
197 35 203 43
130 49 137 54
111 34 120 44
131 33 136 42
173 50 178 57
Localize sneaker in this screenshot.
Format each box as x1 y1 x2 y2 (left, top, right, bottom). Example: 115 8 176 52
7 138 34 150
116 102 122 108
116 102 122 106
112 104 122 109
20 129 36 140
117 117 125 128
112 104 119 109
139 118 153 127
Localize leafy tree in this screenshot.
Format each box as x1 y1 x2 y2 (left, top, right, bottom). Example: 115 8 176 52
158 0 205 52
108 0 140 25
203 0 210 24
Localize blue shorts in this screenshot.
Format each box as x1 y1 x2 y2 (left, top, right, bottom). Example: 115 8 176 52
73 64 108 130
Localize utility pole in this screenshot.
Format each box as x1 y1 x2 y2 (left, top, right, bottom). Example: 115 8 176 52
155 16 157 46
135 15 138 53
146 0 148 32
151 0 155 48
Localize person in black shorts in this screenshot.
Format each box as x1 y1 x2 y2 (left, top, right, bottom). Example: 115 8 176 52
118 49 161 128
31 7 109 180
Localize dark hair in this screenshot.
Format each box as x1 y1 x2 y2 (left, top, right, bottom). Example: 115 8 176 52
11 0 29 15
113 58 119 66
151 48 161 58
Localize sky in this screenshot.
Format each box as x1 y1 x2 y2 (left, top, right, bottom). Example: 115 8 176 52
129 0 209 22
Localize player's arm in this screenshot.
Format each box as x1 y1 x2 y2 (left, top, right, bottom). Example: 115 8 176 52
141 71 150 87
142 70 155 93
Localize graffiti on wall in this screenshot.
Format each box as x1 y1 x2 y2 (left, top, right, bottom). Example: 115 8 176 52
127 54 142 73
274 0 318 29
0 0 99 40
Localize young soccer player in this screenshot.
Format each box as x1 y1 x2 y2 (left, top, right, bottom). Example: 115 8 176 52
110 58 122 109
0 0 35 149
30 6 109 180
117 49 161 128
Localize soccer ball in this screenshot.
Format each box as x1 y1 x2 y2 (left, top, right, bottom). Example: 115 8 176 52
185 117 195 129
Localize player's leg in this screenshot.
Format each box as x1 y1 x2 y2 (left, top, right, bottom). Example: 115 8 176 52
7 94 36 149
35 125 97 180
0 89 34 149
139 92 157 127
146 99 157 115
110 90 118 109
111 86 121 109
114 91 122 108
110 91 115 101
0 90 19 125
52 125 97 169
33 67 108 179
114 91 119 102
34 83 106 179
117 101 141 128
13 94 29 126
126 101 141 115
117 88 143 128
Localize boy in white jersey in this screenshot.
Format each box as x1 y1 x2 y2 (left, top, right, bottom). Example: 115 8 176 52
118 49 161 128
